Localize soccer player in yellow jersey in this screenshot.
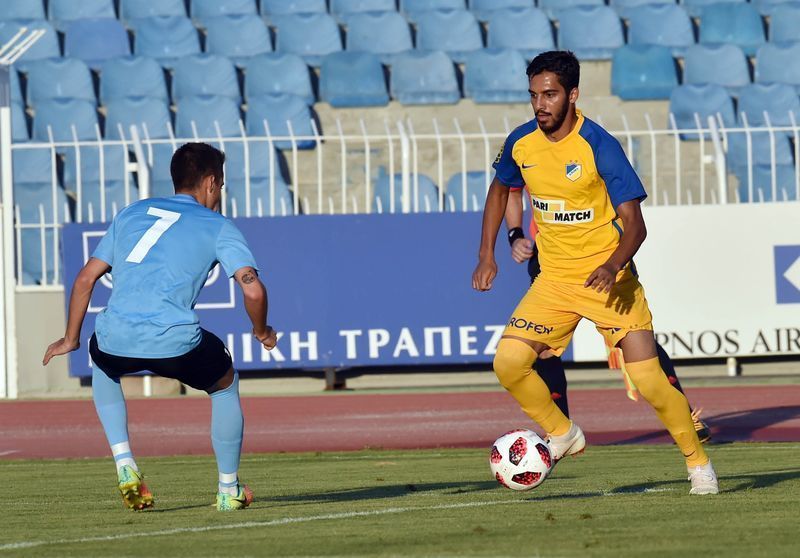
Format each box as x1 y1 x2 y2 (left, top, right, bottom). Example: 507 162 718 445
472 51 718 494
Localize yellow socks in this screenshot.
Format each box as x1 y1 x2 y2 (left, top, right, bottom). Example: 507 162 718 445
625 357 708 468
493 338 572 436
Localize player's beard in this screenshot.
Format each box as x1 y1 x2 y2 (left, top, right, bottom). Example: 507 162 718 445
537 101 570 135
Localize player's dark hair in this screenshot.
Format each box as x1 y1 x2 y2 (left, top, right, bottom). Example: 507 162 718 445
526 51 580 93
170 142 225 192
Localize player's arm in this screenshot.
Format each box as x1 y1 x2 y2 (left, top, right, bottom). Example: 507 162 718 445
472 177 510 291
505 188 534 264
234 266 277 350
42 257 110 365
585 199 647 293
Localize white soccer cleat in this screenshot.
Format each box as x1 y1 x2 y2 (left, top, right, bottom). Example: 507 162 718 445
546 422 586 462
688 461 719 495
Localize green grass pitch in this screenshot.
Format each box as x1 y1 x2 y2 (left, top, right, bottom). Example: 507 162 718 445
2 443 799 557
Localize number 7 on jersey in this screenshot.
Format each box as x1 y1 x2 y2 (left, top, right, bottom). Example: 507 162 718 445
126 207 182 263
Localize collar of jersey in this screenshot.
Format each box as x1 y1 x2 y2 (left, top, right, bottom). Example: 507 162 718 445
172 193 200 205
535 109 584 146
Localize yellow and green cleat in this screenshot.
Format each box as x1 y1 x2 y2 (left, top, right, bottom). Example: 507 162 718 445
117 465 154 511
216 485 253 511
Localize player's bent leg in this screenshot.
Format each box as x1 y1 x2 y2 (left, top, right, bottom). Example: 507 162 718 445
534 356 570 417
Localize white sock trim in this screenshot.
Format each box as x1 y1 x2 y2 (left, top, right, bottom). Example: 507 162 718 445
111 441 131 457
219 472 238 485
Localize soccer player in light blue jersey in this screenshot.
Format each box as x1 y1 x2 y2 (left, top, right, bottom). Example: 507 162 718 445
43 143 278 511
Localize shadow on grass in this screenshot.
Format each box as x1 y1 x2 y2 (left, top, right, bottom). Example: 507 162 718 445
271 481 499 503
610 468 800 494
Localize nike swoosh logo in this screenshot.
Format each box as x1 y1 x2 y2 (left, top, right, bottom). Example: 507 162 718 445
522 163 537 169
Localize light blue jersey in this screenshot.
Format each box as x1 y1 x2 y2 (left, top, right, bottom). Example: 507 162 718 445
92 194 257 358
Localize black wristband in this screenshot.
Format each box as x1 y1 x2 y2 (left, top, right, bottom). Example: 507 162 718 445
507 227 525 247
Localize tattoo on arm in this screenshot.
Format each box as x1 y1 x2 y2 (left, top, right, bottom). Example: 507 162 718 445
241 271 257 284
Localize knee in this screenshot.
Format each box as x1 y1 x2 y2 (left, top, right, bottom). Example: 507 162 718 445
493 339 536 389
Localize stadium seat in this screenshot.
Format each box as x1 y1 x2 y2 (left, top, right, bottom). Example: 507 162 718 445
131 16 201 68
415 9 483 64
390 51 460 105
668 84 735 139
769 4 800 43
557 6 624 60
9 66 23 105
608 0 675 18
627 4 694 57
401 0 466 21
734 164 797 202
345 11 412 64
273 12 343 66
33 99 99 142
737 83 800 131
172 55 240 102
756 42 800 94
320 52 389 107
0 0 45 21
48 0 115 30
100 56 168 103
681 0 746 18
105 96 173 139
260 0 327 17
176 95 243 138
699 3 765 57
63 145 135 222
538 0 603 20
11 102 28 141
470 0 534 22
203 14 272 66
463 49 529 104
374 169 440 212
192 0 257 18
25 58 95 108
120 0 186 19
445 171 490 211
64 18 131 70
244 53 315 105
331 0 396 18
683 44 750 94
611 45 678 100
726 132 793 171
486 7 554 60
146 144 180 197
224 144 294 216
752 0 800 16
0 21 60 71
246 93 316 149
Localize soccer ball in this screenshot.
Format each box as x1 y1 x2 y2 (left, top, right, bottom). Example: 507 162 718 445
489 429 553 491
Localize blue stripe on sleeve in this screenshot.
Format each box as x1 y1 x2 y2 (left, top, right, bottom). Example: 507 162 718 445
492 120 537 188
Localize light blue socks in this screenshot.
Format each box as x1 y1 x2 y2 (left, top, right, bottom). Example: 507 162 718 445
210 371 244 495
92 366 138 473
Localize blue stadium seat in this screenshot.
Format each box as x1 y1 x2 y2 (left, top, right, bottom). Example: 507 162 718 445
464 49 529 104
9 66 23 105
0 21 60 71
273 13 342 66
48 0 115 30
756 43 800 94
445 171 490 211
734 164 797 202
727 133 793 172
769 4 800 43
611 45 678 100
539 0 603 19
0 0 45 21
627 4 694 57
33 98 99 142
244 53 315 105
105 96 172 139
699 3 765 57
247 93 315 149
609 0 675 18
557 6 624 60
320 52 389 107
203 15 272 65
176 95 242 138
11 102 28 141
146 144 180 197
345 11 412 64
470 0 534 22
331 0 396 18
390 51 460 105
224 144 294 216
25 58 95 108
192 0 257 18
131 16 201 68
415 9 483 63
736 83 800 133
683 44 750 94
63 145 136 222
753 0 800 16
681 0 746 18
64 18 131 70
100 57 168 103
401 0 465 21
172 55 240 102
668 84 735 139
261 0 327 17
486 7 554 60
120 0 186 19
374 169 439 212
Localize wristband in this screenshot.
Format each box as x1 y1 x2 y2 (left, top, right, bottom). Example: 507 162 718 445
507 227 525 247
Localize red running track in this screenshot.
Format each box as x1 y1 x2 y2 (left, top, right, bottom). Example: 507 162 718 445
1 385 798 460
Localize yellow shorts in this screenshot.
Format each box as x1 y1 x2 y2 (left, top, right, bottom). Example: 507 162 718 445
502 272 654 355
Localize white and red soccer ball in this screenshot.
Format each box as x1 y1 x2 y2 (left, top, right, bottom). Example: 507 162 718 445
490 429 553 491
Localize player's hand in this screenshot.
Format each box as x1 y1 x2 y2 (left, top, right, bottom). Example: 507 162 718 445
42 337 80 366
254 326 278 350
511 238 534 263
472 257 497 292
584 263 618 294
